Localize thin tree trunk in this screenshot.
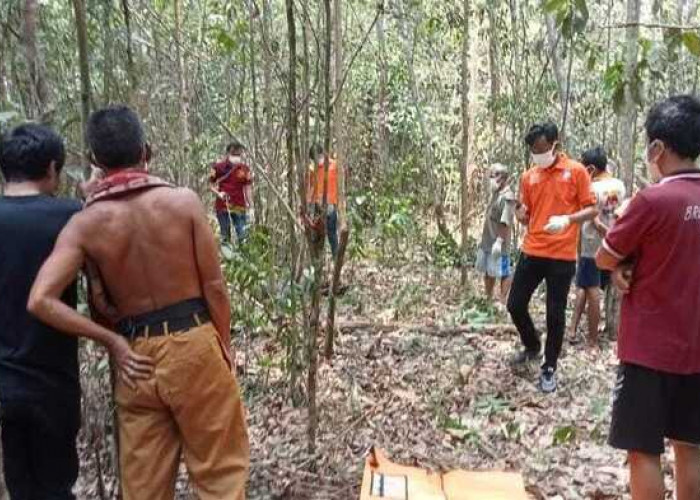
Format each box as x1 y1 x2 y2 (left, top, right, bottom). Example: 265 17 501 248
619 0 641 192
460 0 471 288
376 8 389 167
307 0 333 454
262 0 274 150
560 36 575 143
325 0 349 359
72 0 92 170
285 0 300 276
102 0 113 103
173 0 190 161
486 1 500 140
545 14 567 118
248 3 263 223
121 0 137 100
603 0 613 148
22 0 49 119
300 0 311 188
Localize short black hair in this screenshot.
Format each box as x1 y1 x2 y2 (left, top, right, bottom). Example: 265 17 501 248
227 140 245 154
0 123 65 182
309 143 325 160
524 121 559 146
580 146 608 171
645 95 700 160
87 105 145 169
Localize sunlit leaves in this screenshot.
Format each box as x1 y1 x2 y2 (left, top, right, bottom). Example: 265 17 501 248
682 32 700 57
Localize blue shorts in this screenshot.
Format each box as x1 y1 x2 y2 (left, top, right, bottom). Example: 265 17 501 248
576 257 609 289
475 249 511 279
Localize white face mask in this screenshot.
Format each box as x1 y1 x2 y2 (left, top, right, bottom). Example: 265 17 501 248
531 146 557 168
489 178 501 192
228 155 237 164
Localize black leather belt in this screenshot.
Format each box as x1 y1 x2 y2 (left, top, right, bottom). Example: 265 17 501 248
115 298 211 340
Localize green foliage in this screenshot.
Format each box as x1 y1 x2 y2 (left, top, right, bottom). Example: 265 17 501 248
552 424 578 446
682 32 700 57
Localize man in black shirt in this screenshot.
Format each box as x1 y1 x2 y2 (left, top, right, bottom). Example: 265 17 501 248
0 124 81 499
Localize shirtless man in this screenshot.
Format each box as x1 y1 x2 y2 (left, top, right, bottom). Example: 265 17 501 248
28 106 249 500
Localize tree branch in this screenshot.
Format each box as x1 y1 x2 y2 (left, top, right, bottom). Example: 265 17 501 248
330 7 382 110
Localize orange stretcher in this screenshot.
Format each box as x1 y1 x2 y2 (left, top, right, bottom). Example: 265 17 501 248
359 448 528 500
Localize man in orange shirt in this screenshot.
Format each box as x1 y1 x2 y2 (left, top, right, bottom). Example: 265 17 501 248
307 144 339 257
507 121 598 393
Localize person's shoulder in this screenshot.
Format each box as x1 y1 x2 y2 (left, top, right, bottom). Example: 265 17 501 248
563 157 587 174
36 196 82 214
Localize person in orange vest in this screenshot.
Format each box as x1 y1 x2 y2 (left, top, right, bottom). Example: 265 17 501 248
307 143 339 257
508 121 598 393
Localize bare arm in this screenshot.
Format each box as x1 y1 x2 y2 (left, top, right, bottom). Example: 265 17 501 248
188 192 232 351
596 246 633 294
569 205 599 224
28 220 153 386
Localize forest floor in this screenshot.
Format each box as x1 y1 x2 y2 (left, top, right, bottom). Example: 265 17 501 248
73 256 678 499
242 258 646 500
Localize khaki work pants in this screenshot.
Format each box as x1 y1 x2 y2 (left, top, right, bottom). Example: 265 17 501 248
115 324 249 500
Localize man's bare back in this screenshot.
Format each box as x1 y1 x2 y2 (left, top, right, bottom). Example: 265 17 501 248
29 181 231 385
79 187 204 316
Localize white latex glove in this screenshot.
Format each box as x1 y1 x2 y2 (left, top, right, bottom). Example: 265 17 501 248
543 215 571 234
491 237 503 257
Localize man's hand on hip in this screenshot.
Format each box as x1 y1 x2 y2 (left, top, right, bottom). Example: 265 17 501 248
108 335 155 389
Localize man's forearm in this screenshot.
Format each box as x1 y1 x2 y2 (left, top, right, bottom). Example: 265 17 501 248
28 296 121 349
203 281 232 347
569 206 598 224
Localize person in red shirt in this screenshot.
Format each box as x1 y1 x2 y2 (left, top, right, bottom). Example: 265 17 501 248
209 141 252 244
508 121 597 393
597 95 700 500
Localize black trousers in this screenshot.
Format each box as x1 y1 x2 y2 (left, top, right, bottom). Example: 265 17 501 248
0 397 80 500
507 254 576 370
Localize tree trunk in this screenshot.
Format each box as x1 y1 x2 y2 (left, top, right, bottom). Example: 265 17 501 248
22 0 49 119
173 0 190 160
376 8 389 167
607 0 641 339
486 1 500 140
285 0 300 277
121 0 137 101
102 0 114 103
262 0 274 151
72 0 92 170
325 0 349 359
460 0 470 288
545 14 567 119
619 0 641 192
248 3 263 223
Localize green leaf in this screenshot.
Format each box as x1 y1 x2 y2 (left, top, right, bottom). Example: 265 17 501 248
682 31 700 57
552 425 577 446
544 0 567 14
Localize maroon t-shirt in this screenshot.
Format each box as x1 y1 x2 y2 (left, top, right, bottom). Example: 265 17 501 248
603 172 700 374
210 157 251 212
